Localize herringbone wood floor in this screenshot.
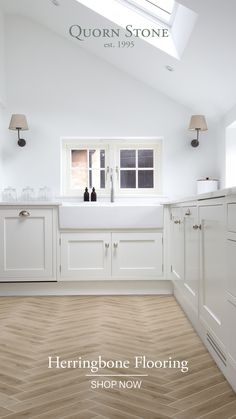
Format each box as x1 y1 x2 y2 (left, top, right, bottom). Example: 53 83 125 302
0 295 235 419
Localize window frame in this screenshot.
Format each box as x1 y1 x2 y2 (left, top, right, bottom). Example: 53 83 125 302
61 138 162 197
118 0 177 26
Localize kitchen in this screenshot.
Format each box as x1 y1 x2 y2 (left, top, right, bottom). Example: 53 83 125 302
0 0 236 418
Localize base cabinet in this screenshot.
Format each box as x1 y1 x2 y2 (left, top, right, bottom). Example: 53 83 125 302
199 203 225 344
226 206 236 370
170 205 199 311
171 207 184 281
112 232 163 278
0 208 55 281
183 206 199 311
60 233 111 279
60 231 163 280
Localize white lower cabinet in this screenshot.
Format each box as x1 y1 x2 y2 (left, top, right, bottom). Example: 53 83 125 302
226 210 236 370
226 292 236 369
170 205 199 310
60 231 163 280
0 208 55 281
112 232 163 278
183 206 199 310
171 207 184 281
60 233 111 279
199 203 225 344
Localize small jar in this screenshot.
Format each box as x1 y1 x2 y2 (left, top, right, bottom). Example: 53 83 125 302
2 187 17 202
38 186 52 201
22 187 35 201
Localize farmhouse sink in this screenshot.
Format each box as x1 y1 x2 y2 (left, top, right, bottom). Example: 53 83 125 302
59 202 163 229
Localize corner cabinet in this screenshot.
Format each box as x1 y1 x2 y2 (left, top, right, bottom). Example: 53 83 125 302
0 207 56 281
60 231 163 280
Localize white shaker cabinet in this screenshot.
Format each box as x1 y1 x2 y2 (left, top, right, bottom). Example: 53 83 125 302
171 207 184 281
226 203 236 369
0 208 55 281
199 203 225 344
183 206 199 311
112 232 163 278
60 233 111 280
170 205 199 310
60 231 163 280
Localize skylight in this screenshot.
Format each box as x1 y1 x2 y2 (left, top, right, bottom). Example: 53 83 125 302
75 0 197 59
119 0 176 25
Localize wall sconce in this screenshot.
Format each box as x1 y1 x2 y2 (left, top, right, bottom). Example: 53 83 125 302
9 114 29 147
188 115 208 147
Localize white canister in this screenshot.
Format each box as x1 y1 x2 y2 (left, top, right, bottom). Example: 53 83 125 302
197 178 218 194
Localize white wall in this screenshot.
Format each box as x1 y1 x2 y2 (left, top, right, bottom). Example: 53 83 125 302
1 15 221 199
0 8 5 106
226 124 236 187
0 8 5 189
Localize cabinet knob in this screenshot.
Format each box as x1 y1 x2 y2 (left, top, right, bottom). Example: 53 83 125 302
174 220 181 224
193 224 201 230
185 209 191 216
105 243 109 249
19 210 30 217
113 243 118 248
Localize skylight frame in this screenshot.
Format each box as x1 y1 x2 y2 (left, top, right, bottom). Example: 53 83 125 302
117 0 177 26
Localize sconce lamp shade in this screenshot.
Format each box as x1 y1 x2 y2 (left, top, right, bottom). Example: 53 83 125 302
189 115 208 131
9 114 29 131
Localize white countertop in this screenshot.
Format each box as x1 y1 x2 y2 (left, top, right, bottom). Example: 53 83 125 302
0 201 61 206
166 186 236 205
0 186 236 207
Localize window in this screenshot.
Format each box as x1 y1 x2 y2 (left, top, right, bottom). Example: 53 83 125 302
120 149 154 189
120 0 176 24
62 139 162 196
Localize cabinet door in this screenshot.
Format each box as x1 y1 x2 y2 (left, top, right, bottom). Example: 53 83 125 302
171 207 184 280
0 208 53 281
226 293 236 367
112 232 163 279
199 204 225 341
227 238 236 297
183 206 199 310
60 233 111 280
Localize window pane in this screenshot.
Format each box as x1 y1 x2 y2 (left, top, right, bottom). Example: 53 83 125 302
71 150 87 169
89 170 106 189
71 169 88 189
100 170 105 188
100 150 105 168
120 170 136 188
138 149 153 168
126 0 175 23
138 170 154 188
120 150 136 168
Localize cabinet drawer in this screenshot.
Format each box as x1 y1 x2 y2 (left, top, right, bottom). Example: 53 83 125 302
228 204 236 232
227 239 236 297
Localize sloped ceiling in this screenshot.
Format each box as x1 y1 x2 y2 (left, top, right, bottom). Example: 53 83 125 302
0 0 236 119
